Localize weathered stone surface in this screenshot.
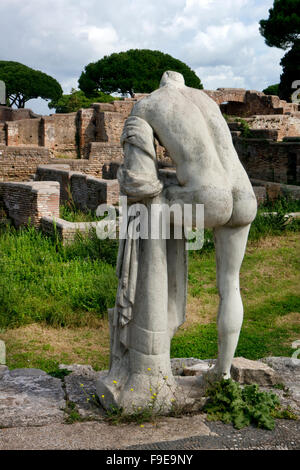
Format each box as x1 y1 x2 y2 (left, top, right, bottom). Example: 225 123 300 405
230 357 281 385
0 365 8 379
63 367 107 419
261 357 300 401
9 368 48 377
182 359 216 377
255 357 300 416
59 363 99 378
171 357 205 376
182 357 281 386
0 368 66 427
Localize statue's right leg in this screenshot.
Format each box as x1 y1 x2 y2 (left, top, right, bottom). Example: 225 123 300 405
210 223 251 380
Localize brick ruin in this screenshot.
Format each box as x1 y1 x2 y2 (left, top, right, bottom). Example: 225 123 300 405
0 87 300 234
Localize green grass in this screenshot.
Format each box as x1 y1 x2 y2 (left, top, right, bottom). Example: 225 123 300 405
59 204 101 223
173 230 300 360
0 195 299 368
0 225 118 328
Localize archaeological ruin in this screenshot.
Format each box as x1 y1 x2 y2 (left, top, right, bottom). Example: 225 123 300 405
0 87 299 239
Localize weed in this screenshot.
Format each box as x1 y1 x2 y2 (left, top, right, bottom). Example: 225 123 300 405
203 379 296 430
234 118 253 138
64 401 83 424
273 383 288 391
272 406 298 421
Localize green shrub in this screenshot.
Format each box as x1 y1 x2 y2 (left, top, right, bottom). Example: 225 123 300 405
234 118 253 138
204 379 282 430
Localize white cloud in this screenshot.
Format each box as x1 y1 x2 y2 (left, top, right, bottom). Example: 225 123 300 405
0 0 283 114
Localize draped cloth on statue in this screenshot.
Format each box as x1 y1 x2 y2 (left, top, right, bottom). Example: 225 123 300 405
108 115 188 382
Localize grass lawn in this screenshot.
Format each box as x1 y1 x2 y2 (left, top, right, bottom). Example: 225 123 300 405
0 226 299 374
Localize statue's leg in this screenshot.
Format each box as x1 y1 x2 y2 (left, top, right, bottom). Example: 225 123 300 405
212 223 251 379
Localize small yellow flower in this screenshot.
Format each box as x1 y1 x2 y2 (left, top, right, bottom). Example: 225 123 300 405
150 388 152 392
138 407 142 410
80 384 84 387
92 394 95 398
171 398 175 402
153 393 157 396
151 396 155 400
113 380 117 384
86 398 90 402
140 425 144 428
147 368 151 371
101 395 105 398
164 376 168 380
130 388 134 391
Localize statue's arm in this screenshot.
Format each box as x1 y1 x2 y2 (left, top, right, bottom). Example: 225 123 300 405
118 116 163 202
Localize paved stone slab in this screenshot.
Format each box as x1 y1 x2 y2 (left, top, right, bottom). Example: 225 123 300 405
171 357 206 376
231 357 281 385
126 419 300 450
183 357 281 386
182 359 215 377
0 414 214 450
0 368 66 427
60 364 107 419
64 374 106 419
260 357 300 413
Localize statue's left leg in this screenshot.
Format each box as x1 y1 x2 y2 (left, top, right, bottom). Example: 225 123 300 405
212 223 251 379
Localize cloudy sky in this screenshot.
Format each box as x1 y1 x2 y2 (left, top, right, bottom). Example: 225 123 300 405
0 0 284 114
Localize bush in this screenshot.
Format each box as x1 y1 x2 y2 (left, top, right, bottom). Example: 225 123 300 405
204 379 282 430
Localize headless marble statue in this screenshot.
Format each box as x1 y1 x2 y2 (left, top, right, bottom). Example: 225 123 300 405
96 71 257 412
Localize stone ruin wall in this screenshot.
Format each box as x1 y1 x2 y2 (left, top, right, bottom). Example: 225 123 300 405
0 87 299 202
244 115 300 142
2 164 300 243
233 139 300 186
204 88 299 116
0 146 52 181
36 165 120 209
0 180 60 228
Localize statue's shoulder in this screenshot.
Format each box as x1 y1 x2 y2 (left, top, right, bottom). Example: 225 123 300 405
131 87 166 118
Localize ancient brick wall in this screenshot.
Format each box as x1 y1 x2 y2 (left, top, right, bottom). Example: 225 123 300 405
40 216 98 244
76 100 134 158
42 114 77 157
0 181 60 227
0 146 52 181
36 165 71 203
251 179 300 200
234 138 300 185
76 107 96 158
205 88 299 117
96 111 124 144
0 124 5 144
89 142 124 162
36 164 120 209
245 115 300 141
0 107 39 122
5 119 41 146
85 176 119 208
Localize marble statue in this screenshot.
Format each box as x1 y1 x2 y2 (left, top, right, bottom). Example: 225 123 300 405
96 71 257 412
